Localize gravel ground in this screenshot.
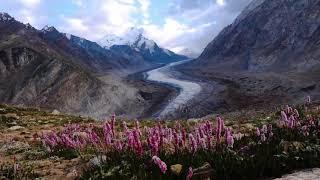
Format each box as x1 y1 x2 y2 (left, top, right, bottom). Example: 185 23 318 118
274 168 320 180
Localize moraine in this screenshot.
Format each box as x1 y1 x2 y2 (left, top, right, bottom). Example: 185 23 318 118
146 60 202 117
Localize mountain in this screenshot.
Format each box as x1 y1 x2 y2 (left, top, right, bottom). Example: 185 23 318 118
0 13 165 119
38 26 151 74
187 0 320 72
99 27 188 64
64 32 153 74
175 0 320 114
178 48 200 59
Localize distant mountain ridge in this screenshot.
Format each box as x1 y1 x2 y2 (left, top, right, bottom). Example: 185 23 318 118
0 12 168 119
99 27 188 64
188 0 320 72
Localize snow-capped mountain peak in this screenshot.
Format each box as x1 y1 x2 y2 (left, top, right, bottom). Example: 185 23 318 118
0 12 14 21
98 34 127 48
98 27 157 54
41 25 58 33
178 48 200 59
64 33 72 40
98 27 188 63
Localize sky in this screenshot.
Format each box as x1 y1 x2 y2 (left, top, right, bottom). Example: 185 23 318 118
0 0 252 55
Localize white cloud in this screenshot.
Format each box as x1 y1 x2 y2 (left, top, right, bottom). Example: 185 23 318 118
154 0 252 55
63 17 88 32
58 0 139 40
141 18 210 54
19 0 41 8
0 0 252 55
101 0 137 27
10 0 45 28
137 0 151 24
216 0 226 6
71 0 83 7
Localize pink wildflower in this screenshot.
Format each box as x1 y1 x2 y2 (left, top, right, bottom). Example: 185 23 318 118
188 133 198 153
285 105 293 114
182 128 187 146
261 125 268 134
256 127 261 136
260 133 266 142
111 113 116 136
293 109 299 118
226 128 234 148
173 129 180 150
302 126 309 136
152 156 167 174
216 116 224 143
281 111 288 122
186 167 193 180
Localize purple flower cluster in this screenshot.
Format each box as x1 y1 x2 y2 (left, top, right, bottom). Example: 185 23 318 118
280 105 300 128
256 124 273 142
152 156 167 174
186 167 193 180
41 116 240 156
278 104 318 137
38 104 320 178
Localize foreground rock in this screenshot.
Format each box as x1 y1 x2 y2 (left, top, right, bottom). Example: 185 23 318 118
274 168 320 180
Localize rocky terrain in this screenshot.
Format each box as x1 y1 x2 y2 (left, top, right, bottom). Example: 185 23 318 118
176 0 320 115
0 12 176 119
192 0 320 72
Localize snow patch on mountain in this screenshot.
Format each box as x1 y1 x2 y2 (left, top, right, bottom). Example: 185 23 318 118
178 48 199 59
64 33 72 40
99 27 158 54
41 26 58 33
0 12 13 21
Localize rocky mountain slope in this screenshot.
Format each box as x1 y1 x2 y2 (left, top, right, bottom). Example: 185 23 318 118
62 32 153 74
0 13 172 119
176 0 320 114
99 27 188 64
188 0 320 72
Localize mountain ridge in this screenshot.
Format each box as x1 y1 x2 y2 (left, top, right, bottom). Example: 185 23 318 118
190 0 320 72
175 0 320 115
99 27 188 64
0 12 172 119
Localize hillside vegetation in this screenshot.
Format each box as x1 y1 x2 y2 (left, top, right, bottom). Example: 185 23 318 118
0 99 319 179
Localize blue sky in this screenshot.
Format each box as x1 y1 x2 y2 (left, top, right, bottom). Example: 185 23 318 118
0 0 252 55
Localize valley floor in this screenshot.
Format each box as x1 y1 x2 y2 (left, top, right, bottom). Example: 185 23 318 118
174 63 320 117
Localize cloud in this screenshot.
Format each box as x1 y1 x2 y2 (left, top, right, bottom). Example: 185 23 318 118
58 0 139 40
137 0 151 24
216 0 226 6
19 0 41 8
61 17 88 33
0 0 253 55
155 0 252 55
71 0 83 7
0 0 45 28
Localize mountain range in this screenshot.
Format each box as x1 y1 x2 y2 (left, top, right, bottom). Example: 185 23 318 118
1 0 320 119
177 0 320 112
186 0 320 72
0 12 185 118
98 27 187 64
